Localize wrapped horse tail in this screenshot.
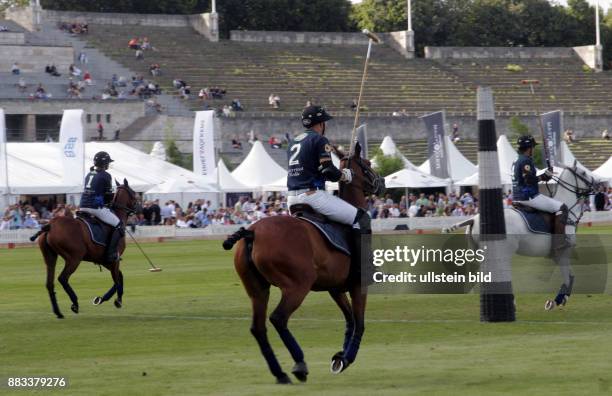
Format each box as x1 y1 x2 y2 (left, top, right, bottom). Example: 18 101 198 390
30 224 51 242
222 227 254 250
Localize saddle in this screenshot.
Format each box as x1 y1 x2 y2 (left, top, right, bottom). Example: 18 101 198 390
76 211 112 246
511 203 554 234
290 204 351 256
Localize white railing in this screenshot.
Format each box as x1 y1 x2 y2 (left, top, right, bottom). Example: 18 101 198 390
2 211 611 244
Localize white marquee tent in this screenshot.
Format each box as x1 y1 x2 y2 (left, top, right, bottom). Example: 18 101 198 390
457 135 517 186
418 136 477 182
215 159 252 192
385 168 450 189
594 156 612 181
1 141 218 197
373 136 418 169
231 141 287 189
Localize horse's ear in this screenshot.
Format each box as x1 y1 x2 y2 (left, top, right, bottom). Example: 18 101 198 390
123 178 129 187
354 141 362 158
115 179 120 187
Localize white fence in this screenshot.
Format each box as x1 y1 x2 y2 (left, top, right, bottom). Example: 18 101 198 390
2 212 611 244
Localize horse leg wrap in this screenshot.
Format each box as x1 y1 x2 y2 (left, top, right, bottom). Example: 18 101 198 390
270 316 304 363
343 332 363 364
101 284 117 302
343 323 355 352
250 328 285 379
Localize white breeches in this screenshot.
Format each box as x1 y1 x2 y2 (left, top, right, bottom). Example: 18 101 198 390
516 194 564 213
80 207 120 227
288 190 358 226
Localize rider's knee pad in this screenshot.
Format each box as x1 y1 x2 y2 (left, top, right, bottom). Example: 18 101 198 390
353 208 371 233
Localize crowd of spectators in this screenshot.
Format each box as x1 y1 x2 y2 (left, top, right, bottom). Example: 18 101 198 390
58 21 88 35
2 187 611 231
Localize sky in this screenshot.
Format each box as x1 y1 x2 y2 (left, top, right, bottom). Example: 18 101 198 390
349 0 611 11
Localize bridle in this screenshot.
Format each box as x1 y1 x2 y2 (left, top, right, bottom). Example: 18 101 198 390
545 166 597 226
341 155 385 196
111 185 138 215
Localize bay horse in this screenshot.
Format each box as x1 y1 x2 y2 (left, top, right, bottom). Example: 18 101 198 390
30 179 139 319
223 143 382 384
443 163 598 310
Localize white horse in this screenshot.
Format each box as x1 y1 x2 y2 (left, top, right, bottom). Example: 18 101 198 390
443 163 598 310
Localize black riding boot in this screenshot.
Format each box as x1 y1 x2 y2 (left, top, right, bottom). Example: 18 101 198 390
351 209 373 285
552 205 569 254
105 225 124 263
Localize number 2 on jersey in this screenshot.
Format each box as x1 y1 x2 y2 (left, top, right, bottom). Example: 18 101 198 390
289 143 301 166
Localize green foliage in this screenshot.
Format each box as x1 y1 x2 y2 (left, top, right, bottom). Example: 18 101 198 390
505 64 523 72
164 137 186 168
371 148 404 177
508 116 530 140
0 0 29 15
582 64 593 73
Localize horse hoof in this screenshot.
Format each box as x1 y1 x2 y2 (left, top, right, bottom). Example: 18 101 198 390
93 297 102 306
56 313 64 319
291 361 308 382
276 373 292 384
544 300 555 311
71 304 79 314
114 300 122 309
330 351 348 374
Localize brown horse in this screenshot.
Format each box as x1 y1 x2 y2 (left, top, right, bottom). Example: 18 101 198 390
223 143 382 384
30 179 139 319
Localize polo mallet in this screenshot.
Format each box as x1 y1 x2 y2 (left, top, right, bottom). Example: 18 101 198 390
521 79 552 171
126 229 162 272
349 29 381 157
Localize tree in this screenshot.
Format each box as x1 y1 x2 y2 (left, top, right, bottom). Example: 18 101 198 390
371 148 404 177
0 0 29 16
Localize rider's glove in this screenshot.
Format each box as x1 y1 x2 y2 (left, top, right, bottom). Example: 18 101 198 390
340 168 353 183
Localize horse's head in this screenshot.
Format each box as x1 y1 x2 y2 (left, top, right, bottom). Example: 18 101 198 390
556 162 598 200
338 142 385 208
113 178 140 215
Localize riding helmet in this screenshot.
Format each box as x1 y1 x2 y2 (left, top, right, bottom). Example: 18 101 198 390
517 135 538 150
302 105 333 128
94 151 114 167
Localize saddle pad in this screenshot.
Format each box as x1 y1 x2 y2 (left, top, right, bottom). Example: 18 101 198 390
509 207 550 235
296 216 351 256
77 216 108 246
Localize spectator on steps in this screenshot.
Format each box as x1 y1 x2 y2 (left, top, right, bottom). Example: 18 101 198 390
11 62 20 75
232 137 243 149
128 38 140 50
97 122 104 140
564 129 575 144
149 63 161 76
135 48 144 60
83 70 92 85
602 129 609 140
452 123 460 142
231 99 244 111
114 129 121 140
78 51 88 64
199 88 208 101
269 93 280 109
16 77 27 93
33 83 49 99
350 99 357 111
69 64 81 77
45 64 61 77
269 136 282 149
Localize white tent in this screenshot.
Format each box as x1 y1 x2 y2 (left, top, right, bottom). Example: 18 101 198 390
231 141 286 189
373 136 418 169
260 152 342 192
418 135 477 181
385 168 450 189
3 142 218 196
594 157 612 181
456 135 517 186
150 141 167 161
215 159 253 192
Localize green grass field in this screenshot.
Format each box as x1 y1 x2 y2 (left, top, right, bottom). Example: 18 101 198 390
1 227 612 395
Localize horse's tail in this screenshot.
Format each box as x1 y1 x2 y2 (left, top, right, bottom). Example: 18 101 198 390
442 218 474 234
222 227 254 250
30 224 51 242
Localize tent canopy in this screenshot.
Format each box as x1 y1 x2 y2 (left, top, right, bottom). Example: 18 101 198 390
385 168 450 189
594 156 612 181
418 135 477 181
215 159 253 192
231 141 287 188
2 142 218 195
373 136 418 169
457 135 517 186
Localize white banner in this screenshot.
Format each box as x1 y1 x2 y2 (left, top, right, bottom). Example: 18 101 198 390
59 109 85 189
0 108 7 195
193 110 216 181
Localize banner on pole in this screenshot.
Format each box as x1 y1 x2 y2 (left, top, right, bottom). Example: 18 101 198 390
421 111 449 179
0 108 7 194
59 109 85 189
193 110 216 181
540 110 562 167
356 124 368 159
